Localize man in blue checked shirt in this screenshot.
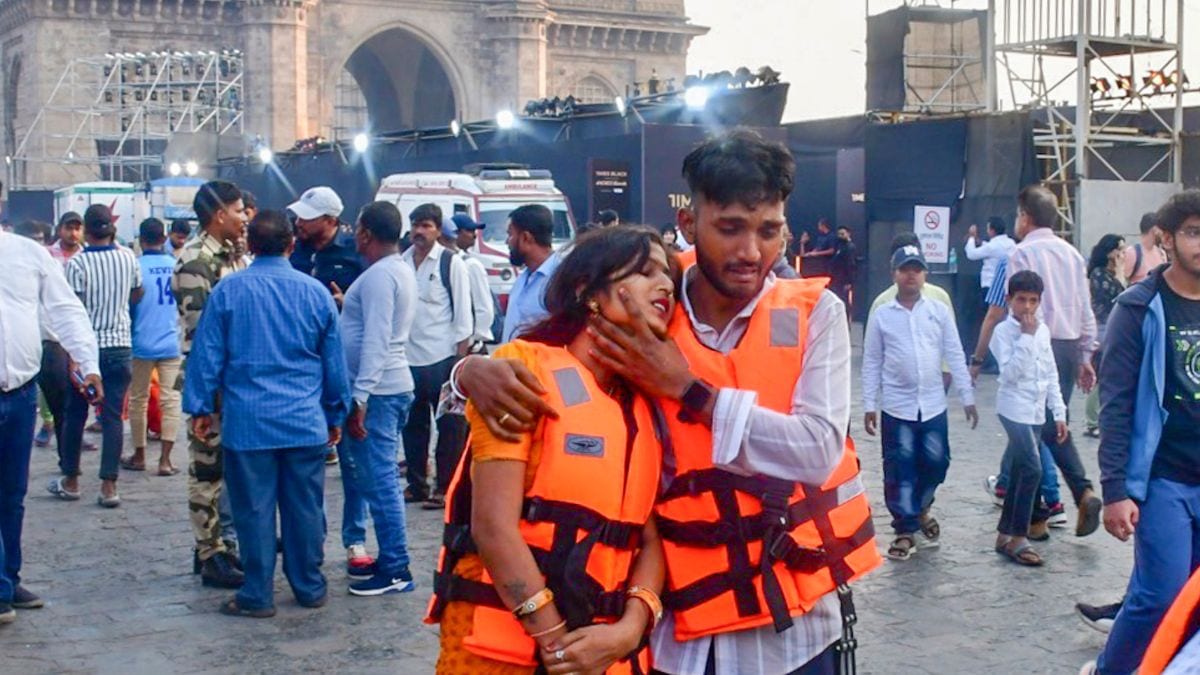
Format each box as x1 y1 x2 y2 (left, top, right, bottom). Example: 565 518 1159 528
183 209 350 618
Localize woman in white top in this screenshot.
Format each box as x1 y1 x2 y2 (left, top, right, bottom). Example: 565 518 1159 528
989 270 1068 566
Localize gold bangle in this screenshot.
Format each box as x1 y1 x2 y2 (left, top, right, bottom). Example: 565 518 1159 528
626 586 664 630
527 619 567 639
512 587 555 619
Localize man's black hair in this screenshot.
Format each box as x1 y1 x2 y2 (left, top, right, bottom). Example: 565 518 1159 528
1017 184 1058 229
83 204 114 239
193 180 242 228
409 203 443 228
986 216 1007 235
358 201 403 245
169 219 192 236
836 225 850 234
241 189 257 211
509 204 554 247
139 217 166 245
1156 190 1200 235
681 128 794 208
1139 211 1159 235
598 209 619 226
1007 269 1045 297
247 209 293 256
890 231 920 254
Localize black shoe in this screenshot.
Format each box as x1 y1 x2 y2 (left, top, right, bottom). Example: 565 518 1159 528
201 553 245 589
0 603 14 624
11 586 43 609
421 493 446 511
1076 601 1122 634
403 487 427 504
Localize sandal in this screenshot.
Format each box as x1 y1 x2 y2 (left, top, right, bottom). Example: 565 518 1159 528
46 477 81 501
918 515 941 548
887 535 917 561
119 457 146 471
157 465 181 476
218 597 276 618
999 540 1044 567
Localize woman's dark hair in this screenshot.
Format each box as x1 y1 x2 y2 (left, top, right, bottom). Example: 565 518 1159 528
1088 234 1125 274
1156 190 1200 235
1007 269 1045 297
519 225 671 346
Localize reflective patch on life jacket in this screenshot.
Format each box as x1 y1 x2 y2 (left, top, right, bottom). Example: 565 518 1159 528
553 367 592 407
769 308 800 347
565 434 605 457
837 476 865 505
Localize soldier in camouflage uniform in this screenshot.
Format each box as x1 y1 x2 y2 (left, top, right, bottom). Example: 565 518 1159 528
173 180 248 589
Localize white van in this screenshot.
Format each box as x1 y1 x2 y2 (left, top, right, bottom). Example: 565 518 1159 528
374 165 577 299
54 181 151 244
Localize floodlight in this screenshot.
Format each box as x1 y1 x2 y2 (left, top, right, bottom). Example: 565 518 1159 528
168 162 182 176
684 86 710 110
185 160 199 176
353 133 369 153
257 146 273 164
615 96 627 116
450 119 462 137
496 110 516 129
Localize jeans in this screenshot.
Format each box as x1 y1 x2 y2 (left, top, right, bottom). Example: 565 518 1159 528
0 381 37 603
339 392 414 575
997 442 1061 506
881 411 950 534
337 442 368 549
1098 478 1200 674
61 347 132 481
997 416 1048 536
37 341 76 451
1042 339 1094 504
402 356 467 499
224 445 328 610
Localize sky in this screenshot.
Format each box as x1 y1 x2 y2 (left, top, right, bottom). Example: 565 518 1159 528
685 0 1200 123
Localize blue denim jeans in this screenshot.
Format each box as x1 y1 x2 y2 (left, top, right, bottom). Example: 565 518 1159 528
997 416 1044 537
998 441 1061 506
0 381 37 603
61 347 132 481
339 392 414 576
337 442 368 549
880 411 950 534
1097 478 1200 674
224 445 328 610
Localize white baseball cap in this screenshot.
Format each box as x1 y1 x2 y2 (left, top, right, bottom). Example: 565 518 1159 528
288 186 344 220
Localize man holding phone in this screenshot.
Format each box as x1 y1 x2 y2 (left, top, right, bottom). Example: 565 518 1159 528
0 227 101 623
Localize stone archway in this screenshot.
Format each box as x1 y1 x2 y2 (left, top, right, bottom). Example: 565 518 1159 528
336 25 462 135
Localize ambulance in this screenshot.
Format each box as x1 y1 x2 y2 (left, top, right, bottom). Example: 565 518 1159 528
374 165 577 299
54 181 150 244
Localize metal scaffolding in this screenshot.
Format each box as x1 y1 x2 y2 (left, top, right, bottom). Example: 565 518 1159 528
991 0 1184 238
7 50 245 189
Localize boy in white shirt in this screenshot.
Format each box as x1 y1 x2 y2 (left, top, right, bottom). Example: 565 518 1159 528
863 245 977 561
990 270 1068 566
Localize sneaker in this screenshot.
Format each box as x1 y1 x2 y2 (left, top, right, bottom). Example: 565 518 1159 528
201 553 245 589
348 569 415 596
1047 502 1069 528
0 603 14 624
346 544 376 579
1076 601 1121 634
983 475 1005 507
11 586 43 609
34 426 50 448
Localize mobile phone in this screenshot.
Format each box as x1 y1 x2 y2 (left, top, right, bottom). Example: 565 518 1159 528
70 369 99 402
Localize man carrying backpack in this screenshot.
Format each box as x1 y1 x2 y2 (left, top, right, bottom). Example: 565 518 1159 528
400 203 472 509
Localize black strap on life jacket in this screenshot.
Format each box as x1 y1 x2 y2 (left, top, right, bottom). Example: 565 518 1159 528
656 467 875 634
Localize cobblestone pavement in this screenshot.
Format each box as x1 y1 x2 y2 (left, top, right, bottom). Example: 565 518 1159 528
2 337 1132 674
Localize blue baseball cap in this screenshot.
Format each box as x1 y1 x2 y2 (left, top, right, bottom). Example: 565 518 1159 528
442 214 482 237
891 244 928 270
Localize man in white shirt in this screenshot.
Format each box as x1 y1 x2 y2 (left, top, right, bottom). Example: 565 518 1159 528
964 216 1016 297
862 245 977 561
0 230 101 621
399 203 471 508
440 214 495 350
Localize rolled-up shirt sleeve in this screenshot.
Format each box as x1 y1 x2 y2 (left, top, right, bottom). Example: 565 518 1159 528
711 292 849 484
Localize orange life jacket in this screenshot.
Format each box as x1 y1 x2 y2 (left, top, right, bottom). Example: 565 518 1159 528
1142 567 1200 674
655 277 881 641
425 341 665 672
677 248 697 270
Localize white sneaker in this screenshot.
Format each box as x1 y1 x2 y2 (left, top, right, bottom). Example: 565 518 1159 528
983 475 1004 507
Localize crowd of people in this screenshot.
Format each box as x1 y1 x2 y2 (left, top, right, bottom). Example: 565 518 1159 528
1 128 1200 674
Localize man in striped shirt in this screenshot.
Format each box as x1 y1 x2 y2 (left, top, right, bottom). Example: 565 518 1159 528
1005 185 1102 537
54 204 143 508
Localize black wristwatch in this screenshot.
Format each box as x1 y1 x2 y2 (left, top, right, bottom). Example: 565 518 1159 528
678 379 715 423
969 355 985 367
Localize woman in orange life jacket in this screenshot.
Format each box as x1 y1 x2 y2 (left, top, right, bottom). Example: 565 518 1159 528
428 225 676 675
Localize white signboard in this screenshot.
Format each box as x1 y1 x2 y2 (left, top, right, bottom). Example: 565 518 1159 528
914 205 951 264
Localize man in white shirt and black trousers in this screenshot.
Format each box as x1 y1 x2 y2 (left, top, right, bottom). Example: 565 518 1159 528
399 203 472 509
0 228 101 622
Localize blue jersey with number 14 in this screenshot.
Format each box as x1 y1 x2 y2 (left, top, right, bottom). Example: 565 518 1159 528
132 250 182 359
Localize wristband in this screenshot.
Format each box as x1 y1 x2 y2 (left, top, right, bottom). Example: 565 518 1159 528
528 619 567 639
512 587 554 619
449 356 471 400
626 586 663 631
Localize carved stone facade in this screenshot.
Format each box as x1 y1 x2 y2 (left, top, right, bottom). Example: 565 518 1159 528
0 0 705 186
